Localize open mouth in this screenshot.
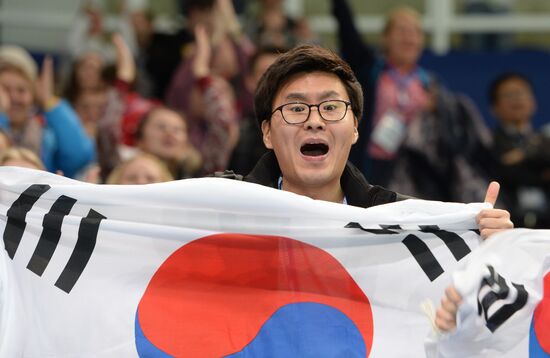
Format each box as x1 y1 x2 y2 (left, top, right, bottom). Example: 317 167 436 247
300 143 329 157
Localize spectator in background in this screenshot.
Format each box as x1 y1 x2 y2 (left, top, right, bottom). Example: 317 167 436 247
72 88 108 139
489 72 550 228
331 0 492 203
146 0 253 101
0 46 95 178
106 152 174 184
122 0 156 97
166 17 241 174
127 0 154 54
63 51 118 180
0 146 46 170
135 106 202 179
64 34 157 181
63 52 106 104
331 0 430 187
63 51 108 143
67 0 138 63
243 0 317 48
229 46 285 175
172 0 253 91
141 12 194 99
386 79 494 203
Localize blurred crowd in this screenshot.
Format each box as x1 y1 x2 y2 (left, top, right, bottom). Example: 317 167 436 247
0 0 548 228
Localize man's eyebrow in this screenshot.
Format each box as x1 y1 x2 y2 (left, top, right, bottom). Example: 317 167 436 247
318 90 342 100
284 93 308 101
284 90 343 102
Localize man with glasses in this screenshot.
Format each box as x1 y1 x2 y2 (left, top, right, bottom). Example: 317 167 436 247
233 44 513 332
243 44 402 207
243 44 511 231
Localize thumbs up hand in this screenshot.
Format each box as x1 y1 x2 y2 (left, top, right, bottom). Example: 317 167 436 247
476 181 514 240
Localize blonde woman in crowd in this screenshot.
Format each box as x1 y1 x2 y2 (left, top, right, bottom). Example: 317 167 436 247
106 153 174 185
0 146 46 170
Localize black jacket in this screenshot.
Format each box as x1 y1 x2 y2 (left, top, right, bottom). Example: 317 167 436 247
242 151 402 208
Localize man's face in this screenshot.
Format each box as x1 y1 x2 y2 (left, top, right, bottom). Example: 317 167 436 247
492 78 536 128
261 71 358 191
384 12 424 68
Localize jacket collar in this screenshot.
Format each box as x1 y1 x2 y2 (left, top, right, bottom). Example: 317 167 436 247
244 151 397 208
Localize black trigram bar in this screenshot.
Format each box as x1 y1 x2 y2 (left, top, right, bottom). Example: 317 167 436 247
345 222 399 235
419 225 471 261
27 195 77 276
380 224 403 230
3 184 51 259
54 209 106 293
477 266 529 332
402 234 444 282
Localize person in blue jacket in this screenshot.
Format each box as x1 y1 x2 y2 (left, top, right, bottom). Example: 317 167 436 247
0 45 95 178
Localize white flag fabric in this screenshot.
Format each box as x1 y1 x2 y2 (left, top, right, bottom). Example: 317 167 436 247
0 167 548 357
426 229 550 358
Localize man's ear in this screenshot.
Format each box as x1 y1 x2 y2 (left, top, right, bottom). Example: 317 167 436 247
261 120 273 149
352 117 359 144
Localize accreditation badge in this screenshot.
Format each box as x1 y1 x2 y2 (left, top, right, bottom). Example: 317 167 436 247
370 111 406 154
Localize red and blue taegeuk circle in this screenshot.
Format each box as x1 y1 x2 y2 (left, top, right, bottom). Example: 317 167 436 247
135 233 374 357
530 271 550 357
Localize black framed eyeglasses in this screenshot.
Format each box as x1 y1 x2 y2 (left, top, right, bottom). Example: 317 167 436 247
271 100 352 125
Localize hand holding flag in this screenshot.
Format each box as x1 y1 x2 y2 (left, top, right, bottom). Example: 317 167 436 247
476 181 513 240
435 182 514 332
435 286 462 332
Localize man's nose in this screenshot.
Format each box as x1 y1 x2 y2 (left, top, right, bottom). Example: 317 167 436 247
305 106 325 129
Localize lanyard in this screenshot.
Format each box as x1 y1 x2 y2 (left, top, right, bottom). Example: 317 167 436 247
387 67 419 109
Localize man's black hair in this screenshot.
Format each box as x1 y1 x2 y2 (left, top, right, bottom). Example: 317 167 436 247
254 44 363 128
